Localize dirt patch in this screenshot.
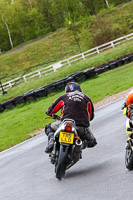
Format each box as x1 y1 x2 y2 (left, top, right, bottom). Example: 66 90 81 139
28 128 44 137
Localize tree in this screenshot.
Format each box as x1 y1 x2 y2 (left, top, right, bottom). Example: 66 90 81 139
28 0 32 9
1 15 13 48
105 0 109 8
0 0 14 49
50 0 65 28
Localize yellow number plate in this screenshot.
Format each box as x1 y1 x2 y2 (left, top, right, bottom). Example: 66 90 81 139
59 132 74 144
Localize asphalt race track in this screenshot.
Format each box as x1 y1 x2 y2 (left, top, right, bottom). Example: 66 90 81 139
0 97 133 200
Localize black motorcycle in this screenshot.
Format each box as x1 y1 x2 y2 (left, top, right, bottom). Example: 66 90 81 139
46 114 83 180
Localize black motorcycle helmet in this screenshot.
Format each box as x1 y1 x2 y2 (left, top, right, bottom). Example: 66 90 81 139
65 82 82 93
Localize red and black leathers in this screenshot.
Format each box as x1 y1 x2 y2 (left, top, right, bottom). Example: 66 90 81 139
46 90 94 127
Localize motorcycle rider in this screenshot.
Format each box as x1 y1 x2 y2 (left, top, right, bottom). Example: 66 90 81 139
122 89 133 142
45 82 97 153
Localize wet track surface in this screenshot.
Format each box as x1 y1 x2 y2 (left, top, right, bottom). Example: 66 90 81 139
1 98 133 200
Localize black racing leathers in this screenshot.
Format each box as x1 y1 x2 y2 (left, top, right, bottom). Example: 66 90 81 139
46 91 94 127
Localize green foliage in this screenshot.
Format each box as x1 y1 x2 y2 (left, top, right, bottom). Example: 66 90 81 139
79 26 93 51
0 0 133 51
79 2 133 47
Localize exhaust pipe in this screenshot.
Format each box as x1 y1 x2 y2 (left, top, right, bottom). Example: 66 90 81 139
73 139 82 161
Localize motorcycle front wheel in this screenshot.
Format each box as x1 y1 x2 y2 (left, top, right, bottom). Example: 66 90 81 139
125 147 133 170
55 145 69 180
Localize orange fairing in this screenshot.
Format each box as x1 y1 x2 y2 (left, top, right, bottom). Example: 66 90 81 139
126 93 133 106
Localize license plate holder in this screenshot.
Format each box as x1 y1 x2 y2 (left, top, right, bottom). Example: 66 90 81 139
59 132 74 144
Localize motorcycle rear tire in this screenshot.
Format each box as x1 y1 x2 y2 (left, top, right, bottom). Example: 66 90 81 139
55 145 68 180
125 148 133 170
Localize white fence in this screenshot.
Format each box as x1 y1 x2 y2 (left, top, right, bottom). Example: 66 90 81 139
1 32 133 92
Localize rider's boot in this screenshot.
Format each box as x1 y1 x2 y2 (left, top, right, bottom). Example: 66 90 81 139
125 139 131 150
45 124 55 153
125 137 133 150
45 132 54 153
85 128 97 148
87 138 97 148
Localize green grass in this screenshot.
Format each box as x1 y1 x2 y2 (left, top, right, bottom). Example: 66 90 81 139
0 62 133 152
0 29 79 80
1 39 133 103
